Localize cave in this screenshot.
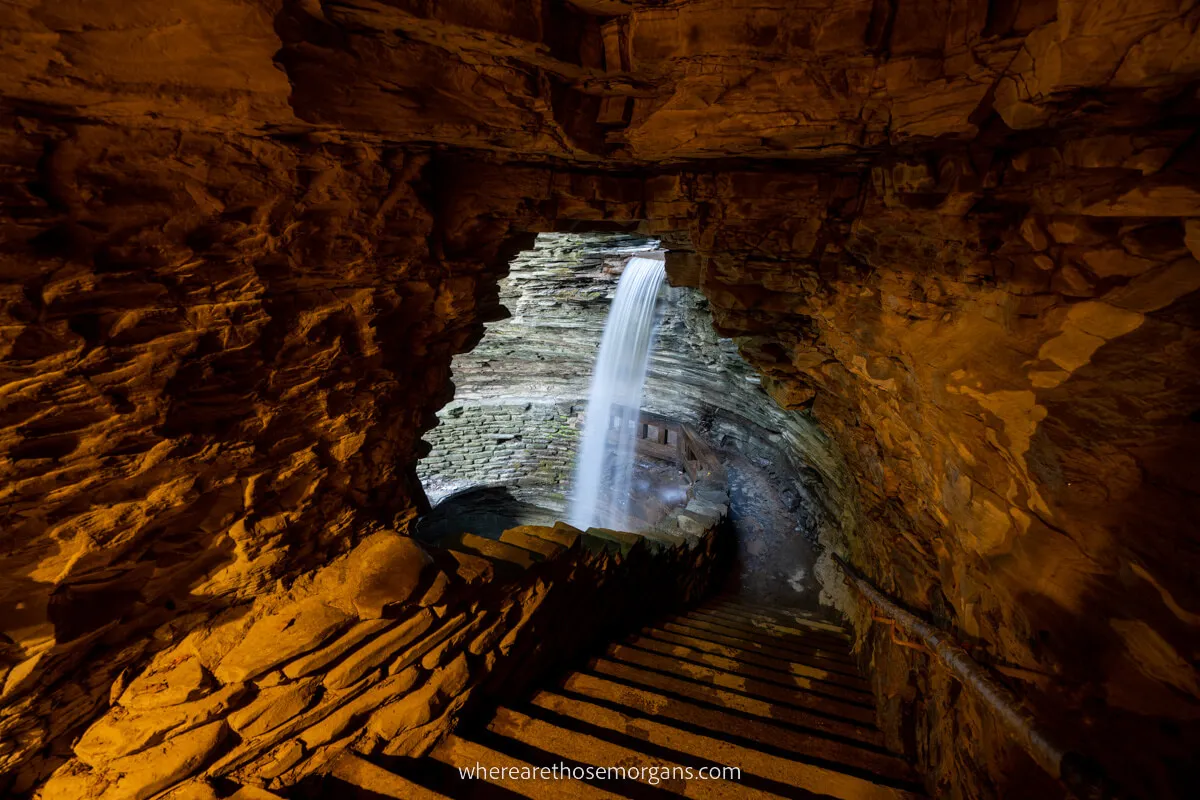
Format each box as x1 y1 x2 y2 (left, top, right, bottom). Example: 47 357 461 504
1 2 1198 799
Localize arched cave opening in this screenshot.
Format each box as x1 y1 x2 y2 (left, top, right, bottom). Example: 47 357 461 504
413 231 837 608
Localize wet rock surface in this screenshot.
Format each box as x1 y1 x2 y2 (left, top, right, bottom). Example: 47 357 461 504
421 230 832 539
722 451 824 615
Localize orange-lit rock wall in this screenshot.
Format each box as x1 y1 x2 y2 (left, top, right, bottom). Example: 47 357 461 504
3 1 1199 798
669 156 1200 798
0 125 516 790
30 522 724 800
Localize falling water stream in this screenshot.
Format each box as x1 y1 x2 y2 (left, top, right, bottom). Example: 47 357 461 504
569 254 666 531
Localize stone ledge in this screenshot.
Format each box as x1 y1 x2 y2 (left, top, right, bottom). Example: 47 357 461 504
37 514 726 800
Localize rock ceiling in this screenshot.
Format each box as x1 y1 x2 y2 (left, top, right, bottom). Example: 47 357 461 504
1 1 1199 798
5 0 1197 163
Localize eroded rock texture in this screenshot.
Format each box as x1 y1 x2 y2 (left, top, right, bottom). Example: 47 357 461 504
681 159 1200 798
2 1 1199 798
29 520 725 800
0 126 519 791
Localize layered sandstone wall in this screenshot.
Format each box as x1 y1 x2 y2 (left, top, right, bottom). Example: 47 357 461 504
670 156 1200 798
32 518 727 800
0 126 500 790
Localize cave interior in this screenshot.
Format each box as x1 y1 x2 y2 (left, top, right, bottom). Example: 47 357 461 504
1 1 1199 799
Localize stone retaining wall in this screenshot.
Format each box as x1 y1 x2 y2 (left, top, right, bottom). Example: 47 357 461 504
417 401 581 503
35 508 729 800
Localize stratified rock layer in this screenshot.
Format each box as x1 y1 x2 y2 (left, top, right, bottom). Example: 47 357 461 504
33 523 724 799
2 2 1199 799
423 231 834 527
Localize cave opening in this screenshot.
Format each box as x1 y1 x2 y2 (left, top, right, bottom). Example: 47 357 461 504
414 231 832 609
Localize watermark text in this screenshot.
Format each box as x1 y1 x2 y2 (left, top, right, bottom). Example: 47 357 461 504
458 761 740 786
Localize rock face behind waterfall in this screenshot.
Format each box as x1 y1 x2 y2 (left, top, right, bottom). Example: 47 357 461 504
420 233 830 522
570 255 666 531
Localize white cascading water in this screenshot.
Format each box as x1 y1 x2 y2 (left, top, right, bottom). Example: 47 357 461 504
569 254 666 531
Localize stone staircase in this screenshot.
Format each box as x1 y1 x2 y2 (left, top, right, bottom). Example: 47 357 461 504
315 596 926 799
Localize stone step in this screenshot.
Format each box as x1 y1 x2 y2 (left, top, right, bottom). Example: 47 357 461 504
719 599 844 624
604 645 877 738
637 526 689 549
329 752 451 799
690 607 853 650
485 706 787 799
582 527 643 556
677 615 858 674
705 601 852 638
622 634 877 722
681 610 857 665
499 527 567 558
557 671 916 783
640 627 873 700
700 606 859 652
586 656 884 748
695 601 853 639
655 622 870 691
666 615 858 671
708 599 829 622
526 690 923 800
442 532 542 569
340 597 926 800
430 734 624 799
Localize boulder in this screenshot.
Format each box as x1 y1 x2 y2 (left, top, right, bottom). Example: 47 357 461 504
340 532 433 619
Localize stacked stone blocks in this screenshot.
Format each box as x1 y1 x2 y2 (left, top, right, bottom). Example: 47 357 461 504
418 402 581 494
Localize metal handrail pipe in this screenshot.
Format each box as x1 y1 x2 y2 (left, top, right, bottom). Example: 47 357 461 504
832 554 1121 800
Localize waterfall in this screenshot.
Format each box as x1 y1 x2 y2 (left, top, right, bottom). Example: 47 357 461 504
569 254 666 531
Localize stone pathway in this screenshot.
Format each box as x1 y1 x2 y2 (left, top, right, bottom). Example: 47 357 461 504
326 598 925 800
721 452 826 615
